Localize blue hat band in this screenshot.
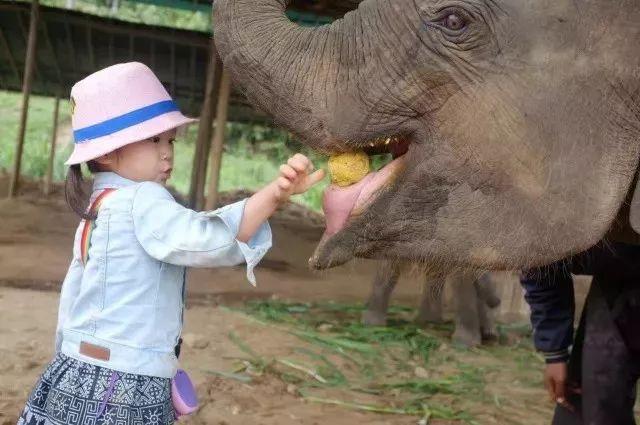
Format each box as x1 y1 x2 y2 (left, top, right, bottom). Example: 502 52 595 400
74 100 180 144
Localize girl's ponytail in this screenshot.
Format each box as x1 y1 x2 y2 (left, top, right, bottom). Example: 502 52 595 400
65 164 94 220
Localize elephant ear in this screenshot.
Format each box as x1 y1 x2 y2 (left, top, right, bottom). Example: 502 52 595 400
631 176 640 234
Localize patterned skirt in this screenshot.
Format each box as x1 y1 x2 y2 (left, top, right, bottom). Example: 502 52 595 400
17 353 174 425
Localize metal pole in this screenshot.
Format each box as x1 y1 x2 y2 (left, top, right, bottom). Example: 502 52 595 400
205 69 231 211
43 95 60 196
9 0 39 199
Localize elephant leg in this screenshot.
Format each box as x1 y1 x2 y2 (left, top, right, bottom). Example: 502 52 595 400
477 290 498 342
362 260 401 326
475 272 501 309
415 277 445 325
475 274 500 341
451 272 482 348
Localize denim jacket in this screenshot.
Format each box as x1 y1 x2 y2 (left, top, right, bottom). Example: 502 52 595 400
56 172 272 378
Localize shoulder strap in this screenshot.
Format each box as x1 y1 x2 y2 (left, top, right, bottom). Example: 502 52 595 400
80 188 116 265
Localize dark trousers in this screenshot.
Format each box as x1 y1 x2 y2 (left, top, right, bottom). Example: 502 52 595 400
553 281 640 425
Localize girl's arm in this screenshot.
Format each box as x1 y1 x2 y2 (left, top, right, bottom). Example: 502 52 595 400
237 154 325 242
131 154 323 284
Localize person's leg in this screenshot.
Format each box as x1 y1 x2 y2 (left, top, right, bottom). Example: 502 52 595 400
580 282 637 425
612 287 640 421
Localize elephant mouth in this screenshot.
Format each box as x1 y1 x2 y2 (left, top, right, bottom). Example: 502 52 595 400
310 135 411 269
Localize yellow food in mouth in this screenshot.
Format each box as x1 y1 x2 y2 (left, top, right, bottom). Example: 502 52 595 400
328 151 371 187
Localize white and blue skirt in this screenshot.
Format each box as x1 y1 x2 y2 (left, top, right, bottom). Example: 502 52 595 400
17 353 174 425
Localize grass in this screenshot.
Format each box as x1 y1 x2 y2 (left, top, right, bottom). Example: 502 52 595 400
213 299 557 423
239 300 440 365
0 91 73 183
221 300 511 422
0 90 329 210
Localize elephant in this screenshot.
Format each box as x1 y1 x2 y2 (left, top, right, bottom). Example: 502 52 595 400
213 0 640 271
363 261 500 347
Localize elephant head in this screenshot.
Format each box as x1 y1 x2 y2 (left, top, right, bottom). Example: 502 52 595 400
214 0 640 271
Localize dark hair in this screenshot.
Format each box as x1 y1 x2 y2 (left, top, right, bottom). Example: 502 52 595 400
65 161 102 220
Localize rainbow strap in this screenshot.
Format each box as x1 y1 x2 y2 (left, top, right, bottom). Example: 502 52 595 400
80 188 116 265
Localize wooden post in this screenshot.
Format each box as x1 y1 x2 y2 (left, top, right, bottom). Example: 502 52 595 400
205 69 231 211
8 0 39 199
188 40 223 209
43 95 60 196
193 48 223 210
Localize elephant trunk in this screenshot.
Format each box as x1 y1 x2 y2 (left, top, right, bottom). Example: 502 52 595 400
213 0 364 147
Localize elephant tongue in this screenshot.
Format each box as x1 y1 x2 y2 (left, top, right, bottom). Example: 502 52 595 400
322 174 374 236
322 157 405 237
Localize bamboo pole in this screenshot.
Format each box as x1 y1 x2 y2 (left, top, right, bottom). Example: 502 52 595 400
43 95 60 196
204 69 231 211
9 0 40 199
188 40 223 208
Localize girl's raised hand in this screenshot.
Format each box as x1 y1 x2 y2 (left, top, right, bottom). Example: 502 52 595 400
238 154 325 242
275 154 325 202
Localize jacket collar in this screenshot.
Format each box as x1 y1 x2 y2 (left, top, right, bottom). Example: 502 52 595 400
93 172 137 190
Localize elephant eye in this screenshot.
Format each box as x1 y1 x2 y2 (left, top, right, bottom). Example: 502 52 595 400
442 13 466 31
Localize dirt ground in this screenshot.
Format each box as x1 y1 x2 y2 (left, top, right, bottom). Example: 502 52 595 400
0 176 568 424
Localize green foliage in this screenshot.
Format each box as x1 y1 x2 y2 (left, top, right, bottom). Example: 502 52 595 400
39 0 212 32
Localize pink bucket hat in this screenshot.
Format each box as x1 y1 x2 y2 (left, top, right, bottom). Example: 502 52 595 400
65 62 197 165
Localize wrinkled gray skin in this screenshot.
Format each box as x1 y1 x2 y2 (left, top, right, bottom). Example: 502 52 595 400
214 0 640 271
363 262 499 347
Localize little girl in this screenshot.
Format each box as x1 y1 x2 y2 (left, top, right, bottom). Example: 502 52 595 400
17 62 324 424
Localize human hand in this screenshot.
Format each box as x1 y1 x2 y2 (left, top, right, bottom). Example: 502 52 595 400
237 154 324 243
544 362 580 411
274 154 325 203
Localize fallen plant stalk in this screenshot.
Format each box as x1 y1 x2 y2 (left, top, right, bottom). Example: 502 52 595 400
303 395 423 415
277 359 327 383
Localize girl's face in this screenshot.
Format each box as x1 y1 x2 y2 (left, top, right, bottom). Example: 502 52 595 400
100 129 176 184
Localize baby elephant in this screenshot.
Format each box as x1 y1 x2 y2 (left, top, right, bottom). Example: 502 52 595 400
362 261 501 348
